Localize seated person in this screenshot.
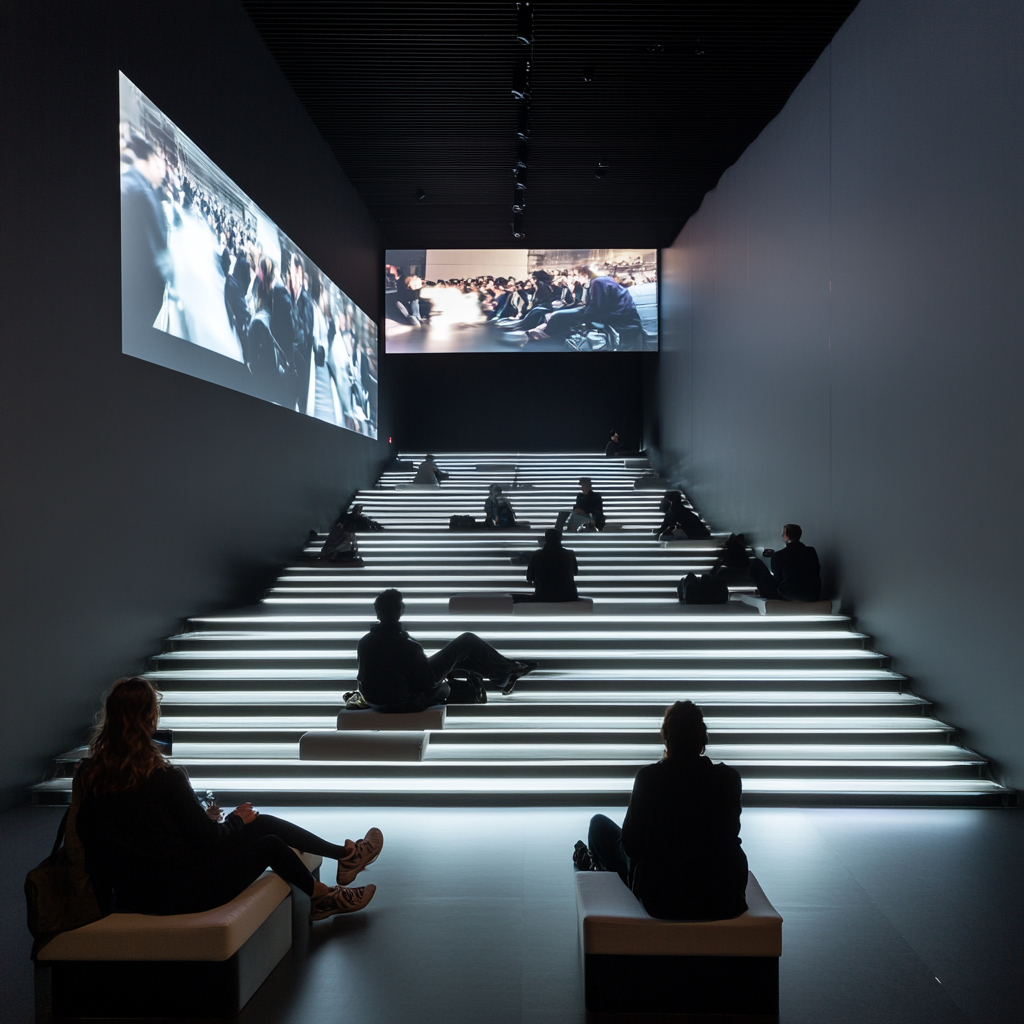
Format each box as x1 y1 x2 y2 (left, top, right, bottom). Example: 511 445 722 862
749 523 821 602
341 502 384 532
709 532 752 584
605 430 626 457
517 529 579 603
484 483 517 528
413 454 449 486
318 520 362 563
527 268 642 343
578 700 748 921
572 477 606 531
76 677 381 923
655 491 711 540
357 589 537 706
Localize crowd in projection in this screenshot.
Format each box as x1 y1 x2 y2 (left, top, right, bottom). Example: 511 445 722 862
119 79 377 437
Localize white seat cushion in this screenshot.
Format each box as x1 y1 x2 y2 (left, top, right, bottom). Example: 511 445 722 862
37 850 321 963
337 706 445 731
576 871 782 958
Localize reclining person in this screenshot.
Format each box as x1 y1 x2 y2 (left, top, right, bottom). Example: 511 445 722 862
357 589 537 706
484 483 517 528
76 677 381 923
655 491 711 540
749 523 821 602
413 454 449 486
515 529 579 606
342 502 385 532
572 477 606 531
318 519 362 564
577 700 748 922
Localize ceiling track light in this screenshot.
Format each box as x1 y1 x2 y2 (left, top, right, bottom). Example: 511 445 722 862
516 2 533 46
516 140 529 169
595 161 609 179
512 212 526 239
583 67 595 84
512 191 526 213
513 166 528 187
516 105 531 141
512 59 531 100
415 187 426 200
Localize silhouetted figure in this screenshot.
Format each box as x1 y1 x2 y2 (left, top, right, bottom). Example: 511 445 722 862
748 524 821 602
318 520 362 564
655 491 711 540
581 701 749 922
484 483 517 528
605 430 626 457
709 533 752 585
413 454 449 485
521 529 579 602
572 477 606 531
357 590 536 709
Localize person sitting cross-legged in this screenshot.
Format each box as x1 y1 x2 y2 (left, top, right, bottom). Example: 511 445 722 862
357 589 537 707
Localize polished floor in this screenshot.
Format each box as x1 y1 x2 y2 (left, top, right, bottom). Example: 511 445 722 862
3 805 1021 1024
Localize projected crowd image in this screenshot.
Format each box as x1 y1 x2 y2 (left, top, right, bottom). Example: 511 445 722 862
119 72 377 438
385 249 658 354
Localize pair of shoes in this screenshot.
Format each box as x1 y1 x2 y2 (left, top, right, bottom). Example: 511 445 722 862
573 840 598 871
310 884 376 921
336 827 384 885
500 660 539 696
344 691 369 710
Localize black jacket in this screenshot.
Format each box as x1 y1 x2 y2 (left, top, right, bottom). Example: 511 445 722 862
770 541 821 601
357 623 434 707
574 491 606 529
622 756 748 921
527 543 578 601
76 765 243 915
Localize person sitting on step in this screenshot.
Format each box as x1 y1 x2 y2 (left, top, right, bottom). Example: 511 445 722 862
484 483 517 528
605 430 626 457
709 532 752 585
357 589 537 704
748 523 821 602
655 491 711 540
75 677 382 924
571 477 606 531
413 454 449 486
515 529 579 605
575 700 749 922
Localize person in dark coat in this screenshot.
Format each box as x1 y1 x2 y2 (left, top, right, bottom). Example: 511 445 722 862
246 258 291 406
749 524 822 602
572 477 606 531
528 271 642 342
120 136 170 335
290 257 316 414
270 269 299 408
76 677 381 922
709 533 753 585
655 491 711 540
582 701 749 921
357 590 536 707
521 529 579 603
605 430 626 457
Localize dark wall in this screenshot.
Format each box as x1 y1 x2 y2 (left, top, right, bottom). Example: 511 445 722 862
0 0 389 808
659 0 1024 786
385 353 647 453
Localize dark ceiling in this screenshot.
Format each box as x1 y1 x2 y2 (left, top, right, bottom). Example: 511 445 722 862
241 0 858 249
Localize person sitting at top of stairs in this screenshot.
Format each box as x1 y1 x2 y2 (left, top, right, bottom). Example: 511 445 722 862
75 677 382 924
514 529 579 604
749 524 821 602
484 483 517 528
572 477 606 531
576 700 749 922
413 453 449 485
357 589 538 706
605 430 626 457
655 491 711 540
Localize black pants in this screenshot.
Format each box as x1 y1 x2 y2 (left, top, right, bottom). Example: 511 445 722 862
588 813 631 885
749 558 820 602
197 814 349 908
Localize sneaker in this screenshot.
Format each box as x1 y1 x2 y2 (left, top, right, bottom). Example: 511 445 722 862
336 827 384 885
500 660 539 696
573 840 596 871
310 884 376 921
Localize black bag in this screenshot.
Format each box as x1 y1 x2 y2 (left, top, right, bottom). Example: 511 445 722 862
449 515 476 530
445 670 488 704
678 572 729 605
25 772 110 959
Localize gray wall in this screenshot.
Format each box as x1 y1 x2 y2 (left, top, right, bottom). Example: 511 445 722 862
0 1 389 808
659 0 1024 788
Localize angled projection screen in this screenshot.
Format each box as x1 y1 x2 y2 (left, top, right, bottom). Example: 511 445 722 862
119 72 377 438
385 248 658 354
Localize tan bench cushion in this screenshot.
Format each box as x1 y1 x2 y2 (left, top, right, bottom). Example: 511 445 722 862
37 850 322 963
300 729 427 761
512 598 594 615
448 592 515 614
577 871 782 958
337 707 445 731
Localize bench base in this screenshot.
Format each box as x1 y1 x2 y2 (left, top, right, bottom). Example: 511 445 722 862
38 895 292 1019
583 951 778 1016
300 730 427 761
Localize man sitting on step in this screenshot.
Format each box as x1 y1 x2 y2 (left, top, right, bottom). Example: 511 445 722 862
748 524 821 602
515 529 580 603
357 589 538 707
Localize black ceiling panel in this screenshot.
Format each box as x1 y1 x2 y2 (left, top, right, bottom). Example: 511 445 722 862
241 0 858 248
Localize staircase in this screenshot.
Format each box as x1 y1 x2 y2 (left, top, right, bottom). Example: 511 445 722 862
33 453 1011 807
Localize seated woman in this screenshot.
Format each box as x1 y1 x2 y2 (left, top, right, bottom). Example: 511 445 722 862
76 677 383 923
580 701 748 921
484 483 517 528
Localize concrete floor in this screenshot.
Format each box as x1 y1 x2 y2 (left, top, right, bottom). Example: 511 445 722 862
3 805 1021 1023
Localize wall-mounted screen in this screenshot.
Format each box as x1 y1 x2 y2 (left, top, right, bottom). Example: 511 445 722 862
119 72 377 438
385 248 658 354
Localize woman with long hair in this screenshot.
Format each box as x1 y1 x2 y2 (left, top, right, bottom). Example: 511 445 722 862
579 700 748 921
76 677 382 922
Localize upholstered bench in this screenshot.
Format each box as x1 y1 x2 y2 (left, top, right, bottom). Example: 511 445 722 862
36 852 322 1019
448 592 515 614
337 706 446 730
575 871 782 1016
739 593 833 616
300 730 427 761
512 598 594 615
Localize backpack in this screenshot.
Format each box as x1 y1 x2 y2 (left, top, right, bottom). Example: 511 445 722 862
449 515 476 530
678 573 729 605
25 772 110 959
445 670 488 704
